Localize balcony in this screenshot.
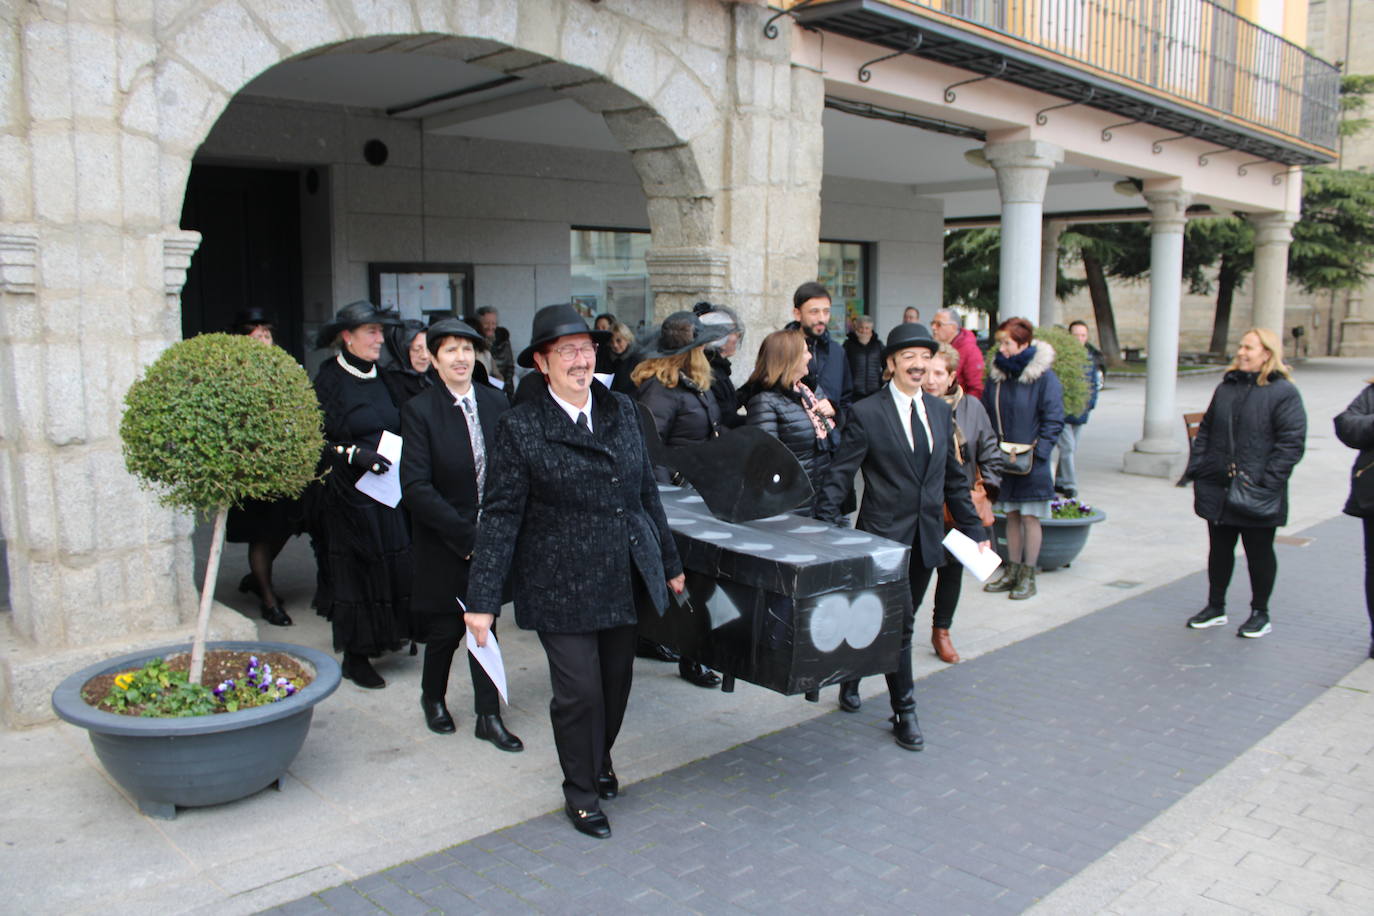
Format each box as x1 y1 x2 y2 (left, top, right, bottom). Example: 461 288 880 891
781 0 1340 164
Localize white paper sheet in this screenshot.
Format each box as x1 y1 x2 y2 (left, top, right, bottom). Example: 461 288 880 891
464 628 509 705
354 430 403 508
942 527 1002 583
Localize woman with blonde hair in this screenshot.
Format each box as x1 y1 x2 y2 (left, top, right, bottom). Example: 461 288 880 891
1184 327 1306 638
744 328 835 515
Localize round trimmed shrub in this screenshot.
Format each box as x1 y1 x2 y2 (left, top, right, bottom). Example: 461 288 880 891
120 333 322 513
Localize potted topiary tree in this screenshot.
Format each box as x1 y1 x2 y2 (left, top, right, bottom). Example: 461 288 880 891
985 324 1105 570
50 333 341 819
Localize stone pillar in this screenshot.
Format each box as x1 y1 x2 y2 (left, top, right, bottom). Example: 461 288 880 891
1040 220 1066 327
1339 283 1374 356
644 247 731 319
1123 186 1191 478
1249 211 1297 336
984 140 1064 325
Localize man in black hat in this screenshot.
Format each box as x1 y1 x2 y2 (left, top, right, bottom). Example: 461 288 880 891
815 322 989 751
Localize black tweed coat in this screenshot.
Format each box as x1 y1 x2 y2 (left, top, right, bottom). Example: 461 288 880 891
465 380 683 633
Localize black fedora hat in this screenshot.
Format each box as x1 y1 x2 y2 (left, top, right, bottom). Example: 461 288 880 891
517 303 611 368
232 306 274 329
637 310 729 360
314 300 401 348
881 321 938 361
424 317 486 355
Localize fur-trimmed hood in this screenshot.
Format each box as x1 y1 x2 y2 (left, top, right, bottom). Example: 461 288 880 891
987 339 1056 384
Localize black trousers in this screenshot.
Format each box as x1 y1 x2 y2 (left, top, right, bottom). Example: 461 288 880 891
931 555 963 630
538 624 638 810
1206 522 1277 612
844 554 934 715
1363 517 1374 640
420 615 501 716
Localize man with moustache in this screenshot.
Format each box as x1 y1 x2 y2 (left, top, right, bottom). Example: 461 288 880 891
815 322 989 751
788 282 852 428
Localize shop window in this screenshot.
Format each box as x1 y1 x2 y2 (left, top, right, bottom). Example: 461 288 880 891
570 228 652 331
818 240 869 338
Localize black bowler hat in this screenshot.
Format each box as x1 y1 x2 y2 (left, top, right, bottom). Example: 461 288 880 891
232 306 274 330
881 322 938 361
637 310 729 360
314 300 401 348
424 317 486 355
517 303 611 368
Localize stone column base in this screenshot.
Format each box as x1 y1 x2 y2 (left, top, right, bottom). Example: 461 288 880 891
0 603 260 728
1122 448 1187 479
1338 319 1374 357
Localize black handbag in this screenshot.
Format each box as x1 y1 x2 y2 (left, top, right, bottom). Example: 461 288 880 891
1223 393 1280 521
994 382 1035 476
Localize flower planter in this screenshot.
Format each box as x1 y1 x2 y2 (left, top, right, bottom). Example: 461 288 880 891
51 640 340 819
991 508 1106 571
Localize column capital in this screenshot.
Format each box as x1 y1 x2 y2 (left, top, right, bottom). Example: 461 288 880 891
983 140 1064 204
1249 211 1299 247
1143 188 1191 233
163 229 202 298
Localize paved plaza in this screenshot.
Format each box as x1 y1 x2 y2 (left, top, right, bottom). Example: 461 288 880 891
3 358 1373 915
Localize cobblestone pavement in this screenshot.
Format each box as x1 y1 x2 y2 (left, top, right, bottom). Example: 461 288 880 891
267 515 1371 915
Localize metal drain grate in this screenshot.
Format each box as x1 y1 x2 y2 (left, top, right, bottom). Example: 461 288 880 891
1105 580 1142 589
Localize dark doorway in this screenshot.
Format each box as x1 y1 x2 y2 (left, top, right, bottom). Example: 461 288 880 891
179 165 305 359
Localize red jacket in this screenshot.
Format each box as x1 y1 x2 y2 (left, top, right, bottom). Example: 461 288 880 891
952 328 985 399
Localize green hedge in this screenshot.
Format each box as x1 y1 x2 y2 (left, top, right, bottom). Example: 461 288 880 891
120 334 323 514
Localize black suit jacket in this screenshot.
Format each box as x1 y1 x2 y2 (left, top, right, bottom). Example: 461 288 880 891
465 381 683 633
400 382 507 617
815 384 983 568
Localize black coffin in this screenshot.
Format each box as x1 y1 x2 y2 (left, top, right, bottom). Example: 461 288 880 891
638 486 912 696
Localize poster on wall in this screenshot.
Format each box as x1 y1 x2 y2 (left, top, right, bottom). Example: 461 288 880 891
368 263 474 324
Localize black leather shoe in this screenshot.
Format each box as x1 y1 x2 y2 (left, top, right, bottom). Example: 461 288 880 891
838 681 861 713
421 696 455 734
342 654 385 689
474 714 523 752
238 574 261 598
678 659 721 688
565 803 611 839
635 639 679 663
260 604 293 627
596 770 619 800
891 712 924 751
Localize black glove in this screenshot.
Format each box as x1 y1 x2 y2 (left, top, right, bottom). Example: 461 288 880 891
335 444 391 475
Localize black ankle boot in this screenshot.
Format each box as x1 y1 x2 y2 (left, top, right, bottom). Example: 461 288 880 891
838 680 861 713
342 653 385 689
891 712 924 751
421 695 455 734
474 714 524 752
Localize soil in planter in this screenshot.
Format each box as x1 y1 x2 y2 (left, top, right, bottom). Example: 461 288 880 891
81 650 313 715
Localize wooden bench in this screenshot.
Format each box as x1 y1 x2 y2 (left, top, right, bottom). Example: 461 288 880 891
1183 412 1204 442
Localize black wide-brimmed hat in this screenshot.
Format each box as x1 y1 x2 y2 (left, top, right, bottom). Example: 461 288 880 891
424 317 486 355
637 311 730 360
315 300 401 348
881 321 938 361
232 306 274 329
517 303 611 368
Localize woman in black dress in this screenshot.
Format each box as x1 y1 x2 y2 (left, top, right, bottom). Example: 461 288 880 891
381 319 433 407
400 319 522 750
313 300 413 688
226 307 297 627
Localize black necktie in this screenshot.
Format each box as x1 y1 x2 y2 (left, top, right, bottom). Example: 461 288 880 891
577 411 590 432
910 401 930 476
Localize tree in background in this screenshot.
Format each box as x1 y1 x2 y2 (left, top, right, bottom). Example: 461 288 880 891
1181 217 1254 355
942 227 1001 318
1288 168 1374 296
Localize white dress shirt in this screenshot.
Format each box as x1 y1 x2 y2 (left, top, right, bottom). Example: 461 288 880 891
888 384 933 452
549 388 594 432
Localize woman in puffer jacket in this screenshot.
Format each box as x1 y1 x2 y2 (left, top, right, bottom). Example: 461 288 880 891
745 328 835 516
1184 328 1306 639
1335 376 1374 659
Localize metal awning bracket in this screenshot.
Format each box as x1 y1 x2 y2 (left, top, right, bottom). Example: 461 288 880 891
1152 131 1195 154
1235 159 1269 177
1197 146 1236 167
944 59 1008 104
1101 109 1157 142
1035 87 1095 126
1272 170 1288 185
859 33 924 83
764 0 820 39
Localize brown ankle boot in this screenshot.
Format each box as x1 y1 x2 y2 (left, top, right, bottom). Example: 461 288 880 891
931 628 961 664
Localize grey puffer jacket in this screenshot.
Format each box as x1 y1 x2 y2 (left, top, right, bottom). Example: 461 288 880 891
948 387 1004 496
1186 369 1306 528
746 387 834 511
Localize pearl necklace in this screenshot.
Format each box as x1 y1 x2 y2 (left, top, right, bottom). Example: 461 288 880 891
336 352 377 380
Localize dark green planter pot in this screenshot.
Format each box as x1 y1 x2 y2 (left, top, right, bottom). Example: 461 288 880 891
991 509 1106 571
51 640 340 819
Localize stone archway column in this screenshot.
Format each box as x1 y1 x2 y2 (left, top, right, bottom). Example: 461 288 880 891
984 140 1064 325
1249 212 1297 336
1040 220 1067 327
1123 186 1191 478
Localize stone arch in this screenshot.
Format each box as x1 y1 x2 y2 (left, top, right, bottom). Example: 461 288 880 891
149 0 730 308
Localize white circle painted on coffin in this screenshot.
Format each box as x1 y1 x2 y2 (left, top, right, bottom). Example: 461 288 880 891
695 529 731 541
775 553 817 563
847 593 884 649
809 594 849 653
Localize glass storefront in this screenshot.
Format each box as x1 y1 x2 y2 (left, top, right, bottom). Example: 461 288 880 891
817 240 869 338
570 228 653 332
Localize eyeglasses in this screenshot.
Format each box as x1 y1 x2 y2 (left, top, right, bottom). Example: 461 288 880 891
550 343 598 361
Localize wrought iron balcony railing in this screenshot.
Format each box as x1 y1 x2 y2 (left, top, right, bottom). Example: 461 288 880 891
783 0 1340 165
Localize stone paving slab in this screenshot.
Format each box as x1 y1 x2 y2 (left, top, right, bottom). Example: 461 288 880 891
271 514 1370 915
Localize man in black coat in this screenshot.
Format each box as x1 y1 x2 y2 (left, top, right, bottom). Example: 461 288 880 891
400 319 523 751
464 304 684 840
789 281 853 427
815 322 989 751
